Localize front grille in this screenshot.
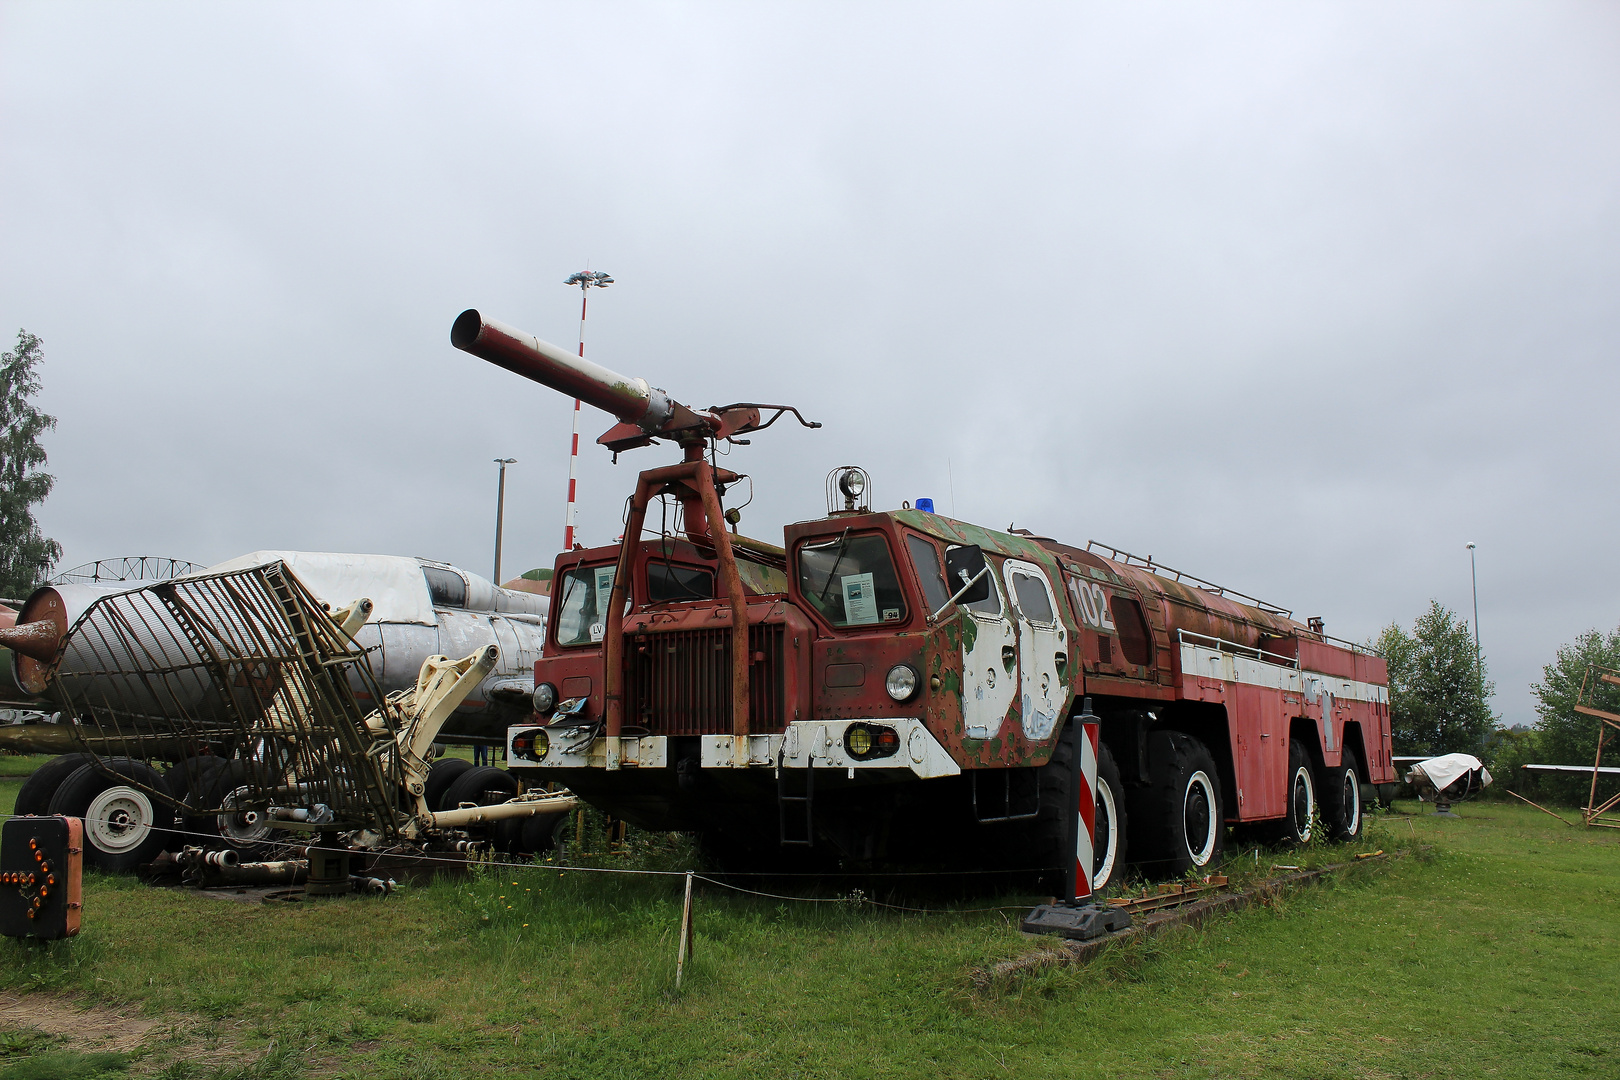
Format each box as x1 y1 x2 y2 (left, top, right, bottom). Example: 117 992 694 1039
629 623 786 736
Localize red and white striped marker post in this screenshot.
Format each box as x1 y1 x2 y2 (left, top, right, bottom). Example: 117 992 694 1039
1068 717 1101 903
1021 698 1131 940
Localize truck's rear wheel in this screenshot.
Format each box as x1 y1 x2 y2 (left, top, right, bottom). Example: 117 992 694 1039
1275 739 1317 846
1320 748 1363 842
1127 731 1225 878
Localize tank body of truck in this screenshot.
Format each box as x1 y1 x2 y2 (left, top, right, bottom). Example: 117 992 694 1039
452 309 1392 883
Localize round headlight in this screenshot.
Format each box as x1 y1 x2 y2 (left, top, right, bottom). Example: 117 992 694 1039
885 664 919 702
532 682 558 715
838 469 866 500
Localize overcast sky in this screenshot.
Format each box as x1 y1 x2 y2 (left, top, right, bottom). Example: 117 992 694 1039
3 2 1617 723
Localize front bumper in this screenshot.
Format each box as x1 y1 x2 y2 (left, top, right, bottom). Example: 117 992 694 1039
508 718 962 779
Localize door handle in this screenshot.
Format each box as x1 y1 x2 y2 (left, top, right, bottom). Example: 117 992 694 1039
1001 645 1015 672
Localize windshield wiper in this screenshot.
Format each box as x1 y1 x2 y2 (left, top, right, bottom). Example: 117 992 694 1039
814 528 853 603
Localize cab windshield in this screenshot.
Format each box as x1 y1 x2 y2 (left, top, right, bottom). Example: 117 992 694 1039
796 532 907 627
552 564 623 647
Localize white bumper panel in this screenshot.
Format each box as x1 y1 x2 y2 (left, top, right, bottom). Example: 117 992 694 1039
507 719 961 779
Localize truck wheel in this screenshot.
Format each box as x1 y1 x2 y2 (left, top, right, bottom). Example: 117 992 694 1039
1128 731 1225 878
425 757 474 812
48 758 174 872
1091 743 1127 892
1031 726 1127 893
1320 748 1363 842
13 752 93 817
1276 739 1317 846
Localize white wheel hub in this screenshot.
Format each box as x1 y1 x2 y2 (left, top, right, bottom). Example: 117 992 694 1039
1183 770 1218 866
1291 764 1316 843
85 785 154 854
1342 769 1361 835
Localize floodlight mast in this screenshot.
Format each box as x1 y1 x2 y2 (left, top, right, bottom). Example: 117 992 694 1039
561 270 614 551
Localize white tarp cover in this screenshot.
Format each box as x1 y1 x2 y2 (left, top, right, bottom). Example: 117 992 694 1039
1406 752 1493 794
204 551 437 626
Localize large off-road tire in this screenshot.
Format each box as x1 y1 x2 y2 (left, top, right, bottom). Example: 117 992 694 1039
13 752 94 817
1031 724 1128 893
424 757 474 812
1268 739 1318 846
48 758 174 872
1320 747 1364 842
1126 731 1225 878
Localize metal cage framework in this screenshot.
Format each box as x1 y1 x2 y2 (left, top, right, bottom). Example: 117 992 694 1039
1574 664 1620 829
50 562 404 835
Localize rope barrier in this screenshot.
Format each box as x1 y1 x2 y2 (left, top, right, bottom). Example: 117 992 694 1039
0 810 1050 916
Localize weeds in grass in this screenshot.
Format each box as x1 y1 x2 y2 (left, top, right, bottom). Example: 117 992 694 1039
0 1051 128 1080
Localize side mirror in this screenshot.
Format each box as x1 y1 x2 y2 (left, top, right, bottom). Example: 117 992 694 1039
945 545 991 606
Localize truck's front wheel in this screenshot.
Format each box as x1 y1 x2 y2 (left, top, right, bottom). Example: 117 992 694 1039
1128 731 1225 878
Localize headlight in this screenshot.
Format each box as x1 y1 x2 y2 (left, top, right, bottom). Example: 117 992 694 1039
532 682 558 715
885 664 919 702
511 727 550 761
844 723 901 760
838 469 866 500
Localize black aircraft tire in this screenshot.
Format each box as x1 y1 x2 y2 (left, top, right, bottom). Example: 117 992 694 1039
1321 748 1364 842
201 759 288 858
440 766 519 810
425 758 474 812
48 758 174 873
1126 731 1225 879
165 755 227 803
13 753 94 818
520 811 568 855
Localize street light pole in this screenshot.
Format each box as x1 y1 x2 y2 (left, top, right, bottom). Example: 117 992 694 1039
561 270 614 551
493 458 516 583
1466 541 1480 681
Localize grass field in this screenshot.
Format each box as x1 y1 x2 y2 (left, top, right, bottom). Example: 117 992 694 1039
0 761 1616 1080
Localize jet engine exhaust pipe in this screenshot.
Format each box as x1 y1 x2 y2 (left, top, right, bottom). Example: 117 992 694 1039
451 309 674 434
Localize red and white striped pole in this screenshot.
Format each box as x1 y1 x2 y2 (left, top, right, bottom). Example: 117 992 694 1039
561 270 612 551
1069 715 1101 902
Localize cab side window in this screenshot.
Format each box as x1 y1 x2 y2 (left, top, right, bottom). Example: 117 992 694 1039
905 534 952 614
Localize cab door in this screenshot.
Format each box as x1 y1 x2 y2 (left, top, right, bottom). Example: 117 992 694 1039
1004 559 1066 742
958 552 1017 741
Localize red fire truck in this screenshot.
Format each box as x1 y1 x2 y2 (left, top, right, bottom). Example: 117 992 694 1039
452 310 1395 888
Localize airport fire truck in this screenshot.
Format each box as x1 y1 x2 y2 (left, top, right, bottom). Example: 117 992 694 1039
452 310 1395 888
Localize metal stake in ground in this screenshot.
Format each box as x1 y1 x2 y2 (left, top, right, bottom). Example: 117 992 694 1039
675 869 695 989
561 269 613 551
